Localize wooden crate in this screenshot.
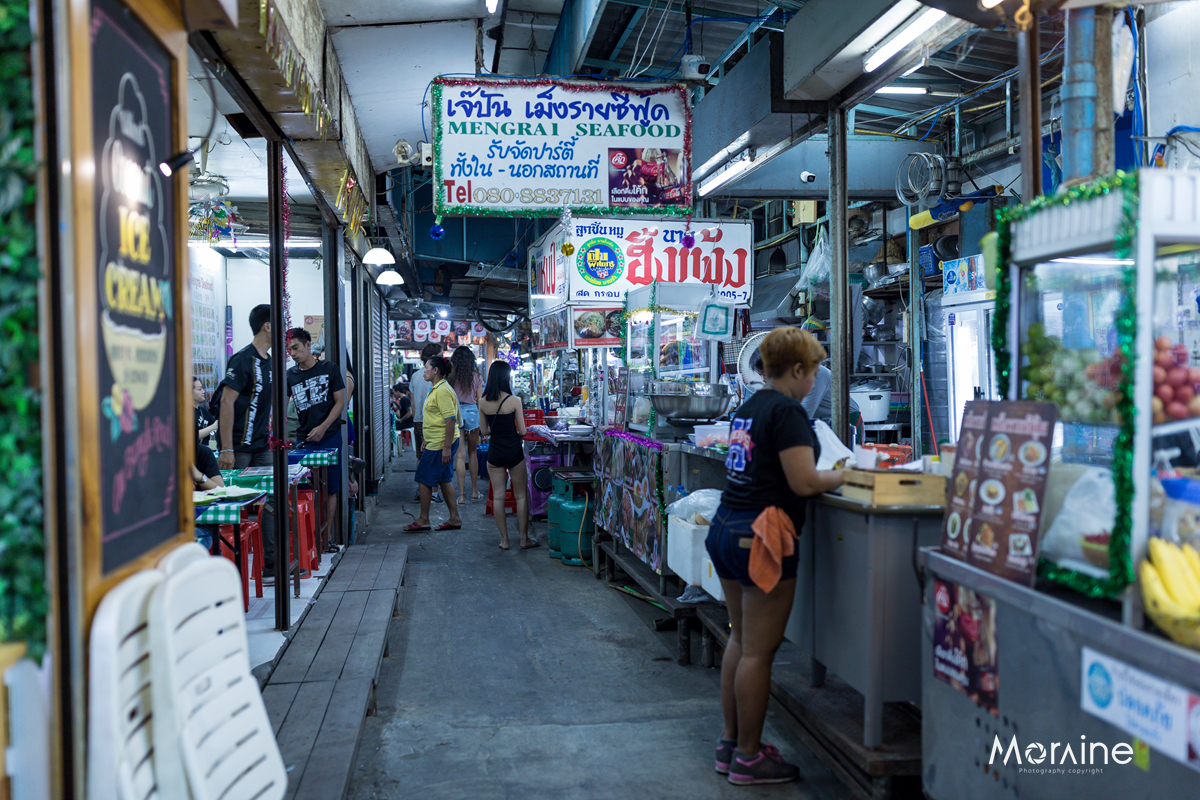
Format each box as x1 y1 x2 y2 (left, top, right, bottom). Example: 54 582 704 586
842 469 946 507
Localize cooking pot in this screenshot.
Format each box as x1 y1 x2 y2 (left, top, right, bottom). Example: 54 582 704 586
862 296 887 326
862 263 886 287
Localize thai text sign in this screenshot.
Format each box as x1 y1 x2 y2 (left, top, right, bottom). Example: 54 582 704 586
433 78 691 217
529 230 568 317
569 217 753 305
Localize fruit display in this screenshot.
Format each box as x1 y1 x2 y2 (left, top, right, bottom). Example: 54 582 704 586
1020 322 1117 424
1139 537 1200 650
1148 335 1200 425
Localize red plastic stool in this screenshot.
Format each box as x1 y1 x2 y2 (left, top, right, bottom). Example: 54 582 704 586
296 491 319 573
216 524 251 611
400 429 412 447
486 479 518 517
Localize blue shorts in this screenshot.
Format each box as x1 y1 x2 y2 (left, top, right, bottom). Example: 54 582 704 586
705 504 799 587
461 403 479 431
291 428 342 494
416 439 459 487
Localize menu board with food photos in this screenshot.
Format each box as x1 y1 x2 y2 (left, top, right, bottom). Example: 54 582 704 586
595 430 663 573
570 307 624 348
933 578 999 716
942 400 1057 585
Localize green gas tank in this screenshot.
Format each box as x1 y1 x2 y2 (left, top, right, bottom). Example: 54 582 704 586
548 469 596 565
547 478 570 559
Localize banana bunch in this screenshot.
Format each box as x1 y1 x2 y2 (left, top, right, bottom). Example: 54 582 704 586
1140 538 1200 649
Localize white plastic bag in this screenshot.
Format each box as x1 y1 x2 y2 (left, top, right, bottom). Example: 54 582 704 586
813 419 856 470
666 488 724 526
1041 467 1117 567
799 226 831 288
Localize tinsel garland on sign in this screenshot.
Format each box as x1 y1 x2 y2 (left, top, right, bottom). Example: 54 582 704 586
994 171 1139 599
431 77 693 219
603 427 662 450
259 0 332 139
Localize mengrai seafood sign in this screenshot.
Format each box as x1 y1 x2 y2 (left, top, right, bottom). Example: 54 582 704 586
528 216 754 317
432 77 691 218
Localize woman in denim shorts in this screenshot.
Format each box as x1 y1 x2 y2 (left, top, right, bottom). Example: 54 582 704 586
706 327 846 786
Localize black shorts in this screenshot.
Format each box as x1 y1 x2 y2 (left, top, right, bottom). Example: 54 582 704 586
705 504 799 587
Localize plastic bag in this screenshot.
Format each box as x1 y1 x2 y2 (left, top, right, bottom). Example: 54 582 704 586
667 488 724 526
813 419 856 470
696 300 736 342
1041 467 1117 570
799 225 831 288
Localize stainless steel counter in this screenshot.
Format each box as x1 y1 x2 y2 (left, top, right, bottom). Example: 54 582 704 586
787 493 947 748
920 549 1200 800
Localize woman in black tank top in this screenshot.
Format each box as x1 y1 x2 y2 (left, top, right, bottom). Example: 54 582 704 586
479 361 536 550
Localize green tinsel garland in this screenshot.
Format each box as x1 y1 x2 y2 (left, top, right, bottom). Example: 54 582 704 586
994 172 1140 599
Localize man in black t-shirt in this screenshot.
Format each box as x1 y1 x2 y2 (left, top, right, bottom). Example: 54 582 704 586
287 327 346 554
217 303 278 573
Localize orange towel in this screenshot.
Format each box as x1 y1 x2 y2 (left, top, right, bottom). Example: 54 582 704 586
749 507 797 593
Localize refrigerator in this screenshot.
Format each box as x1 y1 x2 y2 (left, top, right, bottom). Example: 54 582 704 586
943 289 999 442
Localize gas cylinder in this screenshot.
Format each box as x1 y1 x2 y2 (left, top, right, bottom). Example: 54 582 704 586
547 475 572 558
559 487 594 567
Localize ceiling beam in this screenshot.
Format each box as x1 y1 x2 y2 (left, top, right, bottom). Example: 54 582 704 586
708 3 782 84
607 6 643 61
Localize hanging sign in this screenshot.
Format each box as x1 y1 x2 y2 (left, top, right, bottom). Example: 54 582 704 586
471 322 486 337
414 328 429 342
414 319 432 342
435 319 452 338
93 0 183 573
942 400 1058 585
529 231 569 316
395 320 414 341
569 307 624 348
568 217 754 306
532 309 568 352
932 578 999 716
432 77 692 218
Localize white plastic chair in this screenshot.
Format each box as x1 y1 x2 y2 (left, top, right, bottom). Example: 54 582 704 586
87 569 165 800
157 541 209 575
149 555 285 800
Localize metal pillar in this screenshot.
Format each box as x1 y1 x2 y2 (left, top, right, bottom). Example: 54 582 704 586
322 221 349 545
1062 8 1114 185
1017 24 1043 199
908 212 924 457
268 140 291 630
828 101 851 444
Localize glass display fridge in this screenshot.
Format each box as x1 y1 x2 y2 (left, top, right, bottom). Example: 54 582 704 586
944 289 1000 442
624 283 720 435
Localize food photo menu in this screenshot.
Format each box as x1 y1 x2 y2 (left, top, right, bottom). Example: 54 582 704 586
942 401 1058 585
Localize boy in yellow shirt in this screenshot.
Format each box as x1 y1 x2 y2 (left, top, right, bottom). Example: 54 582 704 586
404 355 463 530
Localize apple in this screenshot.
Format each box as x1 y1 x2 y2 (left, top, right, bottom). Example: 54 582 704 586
1157 383 1176 404
1178 385 1196 404
1169 401 1190 420
1189 394 1200 417
1155 410 1169 425
1153 396 1165 414
1175 343 1191 365
1157 350 1176 370
1154 365 1168 384
1157 335 1175 351
1169 367 1190 388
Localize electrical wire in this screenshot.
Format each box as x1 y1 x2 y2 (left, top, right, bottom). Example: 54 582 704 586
628 0 674 79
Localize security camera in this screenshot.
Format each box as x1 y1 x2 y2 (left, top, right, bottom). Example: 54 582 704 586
800 171 817 183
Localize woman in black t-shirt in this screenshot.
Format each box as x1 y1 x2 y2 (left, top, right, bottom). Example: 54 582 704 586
707 327 846 786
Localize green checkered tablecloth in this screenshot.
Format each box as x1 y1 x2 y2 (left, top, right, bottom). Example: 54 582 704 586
195 502 251 525
297 448 338 467
231 466 310 494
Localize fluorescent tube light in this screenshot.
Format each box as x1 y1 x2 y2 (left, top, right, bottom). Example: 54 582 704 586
875 86 927 95
864 9 946 73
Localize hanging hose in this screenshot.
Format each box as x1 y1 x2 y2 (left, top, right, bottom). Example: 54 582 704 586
895 152 949 207
921 370 940 457
610 583 668 612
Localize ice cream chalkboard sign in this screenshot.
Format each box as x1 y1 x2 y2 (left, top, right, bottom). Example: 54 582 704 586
942 401 1057 585
92 0 180 572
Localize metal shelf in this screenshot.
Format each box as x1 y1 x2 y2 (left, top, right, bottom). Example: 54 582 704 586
1153 417 1200 437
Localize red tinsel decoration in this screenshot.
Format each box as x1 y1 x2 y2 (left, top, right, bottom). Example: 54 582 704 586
281 152 293 338
434 76 694 211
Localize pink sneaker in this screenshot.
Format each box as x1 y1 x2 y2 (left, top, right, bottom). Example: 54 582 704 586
715 737 737 774
727 743 800 785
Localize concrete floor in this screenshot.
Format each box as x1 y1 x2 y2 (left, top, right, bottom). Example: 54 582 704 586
347 449 853 800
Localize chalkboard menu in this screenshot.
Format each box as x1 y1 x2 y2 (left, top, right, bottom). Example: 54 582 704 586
942 400 1057 585
92 0 180 572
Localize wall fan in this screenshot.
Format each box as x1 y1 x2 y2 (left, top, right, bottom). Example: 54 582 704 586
735 331 771 396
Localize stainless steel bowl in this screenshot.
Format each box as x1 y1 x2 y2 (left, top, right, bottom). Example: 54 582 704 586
649 380 730 397
649 393 732 420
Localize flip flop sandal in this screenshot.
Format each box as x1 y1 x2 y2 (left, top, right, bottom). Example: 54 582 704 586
435 522 462 531
403 522 431 532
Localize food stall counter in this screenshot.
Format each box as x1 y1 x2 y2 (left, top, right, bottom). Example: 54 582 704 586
785 491 947 749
